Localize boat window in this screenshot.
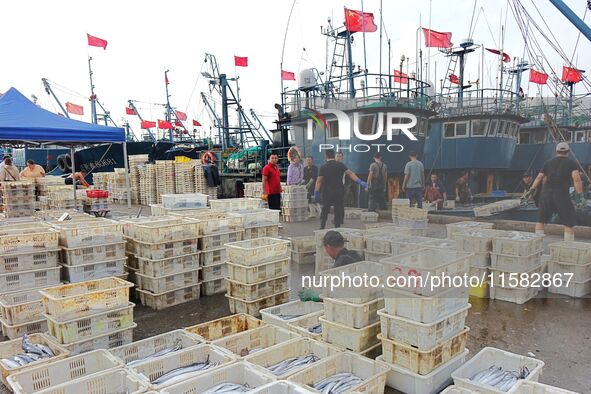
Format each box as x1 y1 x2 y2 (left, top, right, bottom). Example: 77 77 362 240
560 130 572 142
422 121 429 138
509 124 518 139
497 121 507 137
444 123 455 138
358 114 376 135
488 120 498 136
455 122 468 137
409 119 424 137
587 131 591 143
519 131 531 144
388 117 401 135
533 132 546 144
471 119 489 136
574 130 585 143
327 120 339 139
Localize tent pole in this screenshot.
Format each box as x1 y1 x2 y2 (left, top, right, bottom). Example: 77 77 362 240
123 142 132 209
70 145 77 211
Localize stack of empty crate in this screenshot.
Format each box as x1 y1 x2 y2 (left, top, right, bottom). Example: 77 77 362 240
548 241 591 297
0 222 61 338
35 176 65 197
377 248 472 393
129 154 149 204
243 182 263 198
82 189 110 215
195 163 218 201
123 216 201 309
229 208 280 240
155 160 176 203
318 261 383 358
489 231 545 304
281 185 308 222
46 186 84 210
175 160 198 194
225 237 291 316
40 277 135 355
290 235 316 265
108 169 130 204
1 181 36 218
391 198 410 222
139 164 157 206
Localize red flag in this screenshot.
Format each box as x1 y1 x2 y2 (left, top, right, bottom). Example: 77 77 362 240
141 120 156 129
234 56 248 67
449 74 460 85
485 48 511 63
529 69 548 85
165 73 169 85
125 107 136 115
174 120 184 127
175 110 187 121
562 66 583 83
158 119 173 129
87 34 108 50
344 8 378 33
65 102 84 115
422 28 452 48
281 70 296 81
394 70 408 84
193 120 202 127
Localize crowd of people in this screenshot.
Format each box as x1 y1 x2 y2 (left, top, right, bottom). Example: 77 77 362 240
0 155 90 187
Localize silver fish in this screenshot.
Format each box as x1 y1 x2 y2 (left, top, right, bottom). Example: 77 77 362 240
127 340 183 366
152 360 219 385
202 382 252 393
307 324 322 334
276 314 303 320
267 354 319 376
1 358 21 368
36 344 55 357
313 372 363 394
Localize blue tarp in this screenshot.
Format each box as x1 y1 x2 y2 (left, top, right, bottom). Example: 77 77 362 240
0 87 125 143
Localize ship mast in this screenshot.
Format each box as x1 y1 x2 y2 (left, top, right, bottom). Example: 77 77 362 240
88 56 98 124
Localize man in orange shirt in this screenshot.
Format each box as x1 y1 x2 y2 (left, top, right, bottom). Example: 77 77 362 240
262 153 282 210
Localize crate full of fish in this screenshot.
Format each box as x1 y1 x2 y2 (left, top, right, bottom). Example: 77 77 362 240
199 231 244 250
61 323 136 356
137 283 201 310
227 258 289 284
185 313 265 342
0 288 46 326
0 249 60 274
260 300 325 330
287 352 388 394
319 316 380 352
40 277 134 320
0 333 69 386
452 347 545 394
227 290 290 317
202 278 226 296
49 219 124 247
27 368 149 394
127 237 199 260
137 252 200 277
109 329 202 366
135 268 201 294
323 297 384 329
201 262 227 282
6 349 124 394
491 231 544 257
61 242 126 266
244 337 340 380
548 241 591 265
211 324 298 358
379 327 470 375
130 344 236 389
287 313 323 340
162 193 208 209
0 225 59 254
45 302 135 344
452 229 505 253
319 261 385 303
61 258 126 283
158 361 276 394
226 237 291 266
446 221 495 239
0 267 61 294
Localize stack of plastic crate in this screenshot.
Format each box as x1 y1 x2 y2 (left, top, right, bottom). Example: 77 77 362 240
317 261 384 359
445 221 494 239
82 189 110 216
229 208 280 240
162 193 208 210
35 176 66 197
281 185 308 222
209 198 262 211
174 160 198 194
313 228 361 273
243 182 263 198
394 206 429 231
391 198 410 222
377 249 472 394
290 236 316 265
40 277 135 355
1 181 36 218
123 217 202 309
46 186 84 210
0 222 61 338
489 231 544 304
129 154 149 204
195 163 218 201
547 241 591 298
364 231 433 262
51 218 126 284
155 160 176 203
107 168 130 204
225 237 291 317
139 163 157 206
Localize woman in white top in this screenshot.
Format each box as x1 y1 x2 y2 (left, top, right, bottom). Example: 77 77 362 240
0 158 20 181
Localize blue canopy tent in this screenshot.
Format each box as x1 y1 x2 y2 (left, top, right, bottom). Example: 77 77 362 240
0 87 131 207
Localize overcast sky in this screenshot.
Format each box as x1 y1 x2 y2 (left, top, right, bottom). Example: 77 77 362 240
1 0 589 140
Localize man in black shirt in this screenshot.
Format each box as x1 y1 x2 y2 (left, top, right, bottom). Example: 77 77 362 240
314 149 368 229
303 155 318 201
528 142 585 240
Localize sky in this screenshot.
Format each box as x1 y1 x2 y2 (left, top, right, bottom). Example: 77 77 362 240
1 0 589 141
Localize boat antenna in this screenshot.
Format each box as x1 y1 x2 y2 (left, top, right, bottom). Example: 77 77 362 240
164 69 173 143
361 0 369 96
88 56 98 124
280 0 298 107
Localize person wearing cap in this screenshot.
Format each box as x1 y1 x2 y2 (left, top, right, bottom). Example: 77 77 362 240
527 142 585 241
520 172 539 206
298 230 363 302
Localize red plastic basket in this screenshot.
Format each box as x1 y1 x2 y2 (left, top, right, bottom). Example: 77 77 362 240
86 189 109 198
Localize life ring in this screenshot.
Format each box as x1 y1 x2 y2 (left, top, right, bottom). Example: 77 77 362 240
56 155 67 172
201 151 216 165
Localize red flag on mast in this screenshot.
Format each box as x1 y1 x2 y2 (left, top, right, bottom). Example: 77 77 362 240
281 70 296 81
449 74 460 85
193 120 202 127
125 107 136 115
175 110 187 121
158 119 173 129
394 70 408 84
422 28 452 48
141 120 156 129
562 66 583 83
529 69 548 85
65 102 84 115
485 48 511 63
344 8 378 33
87 34 108 50
165 73 169 85
234 56 248 67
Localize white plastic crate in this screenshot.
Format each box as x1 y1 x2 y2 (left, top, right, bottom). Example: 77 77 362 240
46 302 135 344
390 236 435 255
548 241 591 265
492 231 544 257
446 221 494 239
290 236 316 253
0 249 60 273
397 206 429 220
31 368 149 394
209 198 263 211
130 219 201 243
547 260 591 281
318 261 385 303
323 297 384 329
137 252 200 277
288 352 387 393
281 199 308 208
0 266 61 293
378 305 470 350
508 380 579 394
260 300 325 329
137 283 201 310
120 216 180 237
62 324 135 355
0 317 47 339
61 242 126 266
383 285 469 324
440 385 476 394
287 313 322 340
0 287 45 325
380 249 471 296
227 275 289 301
452 347 545 394
212 324 298 358
229 208 280 227
40 277 133 320
130 344 235 389
252 381 316 393
127 236 199 260
185 313 265 342
319 316 380 352
226 237 291 266
360 211 379 222
244 337 340 379
196 216 243 236
0 225 59 254
199 231 243 250
136 268 200 293
0 333 69 386
376 349 469 394
291 251 315 265
244 224 280 239
364 251 390 263
201 261 227 282
62 258 126 283
201 278 226 296
397 217 428 229
548 278 591 297
162 193 208 209
227 290 290 317
227 258 289 284
489 264 543 286
423 238 459 250
159 361 276 394
109 329 202 365
490 283 539 304
50 219 123 247
452 229 504 253
490 250 542 272
199 247 227 266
